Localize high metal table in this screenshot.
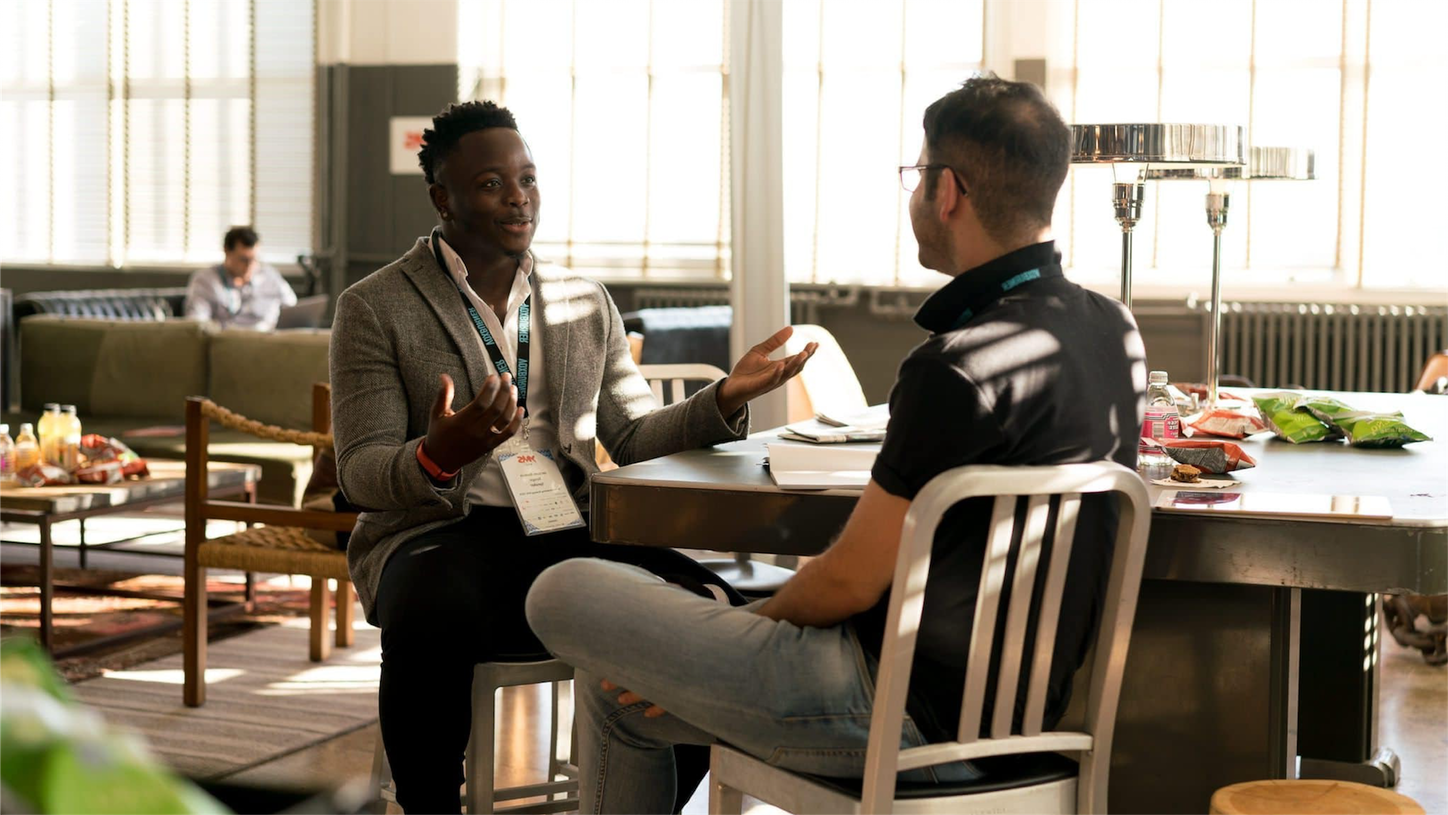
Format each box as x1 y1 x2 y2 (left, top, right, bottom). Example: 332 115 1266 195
591 391 1446 813
1 459 260 657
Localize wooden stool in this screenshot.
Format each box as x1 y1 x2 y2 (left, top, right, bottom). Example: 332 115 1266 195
1210 780 1424 814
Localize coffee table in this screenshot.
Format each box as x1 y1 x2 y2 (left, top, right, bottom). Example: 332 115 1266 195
0 459 260 656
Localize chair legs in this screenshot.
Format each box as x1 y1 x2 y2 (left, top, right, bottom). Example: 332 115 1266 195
709 780 745 815
337 580 356 648
465 682 496 815
183 563 208 707
310 578 332 662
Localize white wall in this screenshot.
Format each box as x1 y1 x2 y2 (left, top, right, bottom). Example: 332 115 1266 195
318 0 459 65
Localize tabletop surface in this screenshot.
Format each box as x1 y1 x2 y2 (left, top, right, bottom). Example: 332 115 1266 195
595 390 1448 528
0 460 259 514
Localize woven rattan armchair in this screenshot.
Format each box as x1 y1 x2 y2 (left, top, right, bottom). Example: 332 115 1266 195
183 383 358 707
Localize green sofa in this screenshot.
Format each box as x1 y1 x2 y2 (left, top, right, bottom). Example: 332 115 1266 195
5 316 330 505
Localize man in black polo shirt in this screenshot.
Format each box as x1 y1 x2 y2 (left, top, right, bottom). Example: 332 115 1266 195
525 75 1145 812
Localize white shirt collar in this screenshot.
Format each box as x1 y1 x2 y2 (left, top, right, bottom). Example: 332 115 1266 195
431 235 534 317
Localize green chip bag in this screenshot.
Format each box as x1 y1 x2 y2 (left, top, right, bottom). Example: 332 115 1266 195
1296 395 1360 436
1337 412 1432 448
1252 392 1334 443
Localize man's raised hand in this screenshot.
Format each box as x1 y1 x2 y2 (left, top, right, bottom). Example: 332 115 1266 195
423 373 524 473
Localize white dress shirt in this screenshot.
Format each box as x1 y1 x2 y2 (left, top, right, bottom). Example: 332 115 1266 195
184 263 297 330
429 236 558 508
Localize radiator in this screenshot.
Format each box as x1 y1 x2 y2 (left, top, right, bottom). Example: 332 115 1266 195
632 288 858 324
1216 302 1448 393
633 288 729 309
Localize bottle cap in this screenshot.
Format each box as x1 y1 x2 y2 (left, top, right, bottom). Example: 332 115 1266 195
20 423 33 433
61 404 77 412
1 424 8 435
44 403 59 411
1148 370 1169 384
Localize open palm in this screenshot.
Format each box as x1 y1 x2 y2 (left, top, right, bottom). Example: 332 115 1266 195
715 326 818 417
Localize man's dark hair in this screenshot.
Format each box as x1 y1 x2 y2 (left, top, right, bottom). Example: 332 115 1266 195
418 101 519 185
922 74 1070 244
223 226 259 251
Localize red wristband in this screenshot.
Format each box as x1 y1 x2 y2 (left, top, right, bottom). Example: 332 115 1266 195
416 441 459 481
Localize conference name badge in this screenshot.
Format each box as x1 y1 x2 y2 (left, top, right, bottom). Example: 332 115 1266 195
494 435 586 536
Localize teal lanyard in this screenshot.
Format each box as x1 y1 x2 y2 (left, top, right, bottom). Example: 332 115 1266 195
430 229 531 414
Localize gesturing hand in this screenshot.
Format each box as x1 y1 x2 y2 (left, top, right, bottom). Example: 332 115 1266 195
423 373 525 473
600 678 667 718
715 326 819 417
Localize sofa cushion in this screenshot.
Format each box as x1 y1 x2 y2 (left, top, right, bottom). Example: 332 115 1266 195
18 317 210 418
208 329 330 432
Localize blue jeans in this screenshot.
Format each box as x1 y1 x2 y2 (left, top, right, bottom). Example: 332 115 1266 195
525 557 975 814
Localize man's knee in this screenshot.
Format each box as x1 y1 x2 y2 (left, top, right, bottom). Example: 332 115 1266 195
525 558 606 648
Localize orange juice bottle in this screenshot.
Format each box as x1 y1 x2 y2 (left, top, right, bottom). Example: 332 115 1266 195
14 423 41 472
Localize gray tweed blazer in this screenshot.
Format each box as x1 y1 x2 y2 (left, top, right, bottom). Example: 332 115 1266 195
330 239 748 624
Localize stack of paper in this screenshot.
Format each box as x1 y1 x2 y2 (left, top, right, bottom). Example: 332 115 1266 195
779 404 891 444
815 404 890 430
766 441 880 489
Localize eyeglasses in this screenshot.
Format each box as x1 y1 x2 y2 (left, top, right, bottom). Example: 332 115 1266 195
898 163 967 195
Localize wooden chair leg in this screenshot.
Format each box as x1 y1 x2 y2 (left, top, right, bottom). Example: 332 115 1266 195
310 578 333 662
336 581 356 648
183 563 208 707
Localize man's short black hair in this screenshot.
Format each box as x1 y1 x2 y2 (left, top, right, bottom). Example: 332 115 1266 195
224 226 259 251
418 101 519 185
922 74 1070 244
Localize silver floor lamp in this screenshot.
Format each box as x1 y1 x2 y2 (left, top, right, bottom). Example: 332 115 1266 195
1145 146 1316 406
1070 124 1245 310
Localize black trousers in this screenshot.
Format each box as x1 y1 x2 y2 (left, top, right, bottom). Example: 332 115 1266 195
375 506 742 814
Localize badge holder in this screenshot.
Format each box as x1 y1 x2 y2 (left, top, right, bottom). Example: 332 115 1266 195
494 419 586 536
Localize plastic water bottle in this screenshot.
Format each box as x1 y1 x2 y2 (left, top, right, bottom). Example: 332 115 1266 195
59 405 83 472
37 403 61 465
0 424 15 485
14 423 41 472
1138 371 1180 477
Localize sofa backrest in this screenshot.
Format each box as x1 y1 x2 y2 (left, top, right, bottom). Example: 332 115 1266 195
19 316 211 418
15 288 187 321
208 329 331 430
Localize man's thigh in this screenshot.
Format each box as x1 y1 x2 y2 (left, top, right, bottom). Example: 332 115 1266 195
527 558 882 774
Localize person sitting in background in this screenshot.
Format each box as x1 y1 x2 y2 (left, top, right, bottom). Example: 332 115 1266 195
524 75 1146 813
183 225 297 330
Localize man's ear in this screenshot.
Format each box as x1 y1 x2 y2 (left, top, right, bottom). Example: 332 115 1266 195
935 172 963 222
428 183 448 216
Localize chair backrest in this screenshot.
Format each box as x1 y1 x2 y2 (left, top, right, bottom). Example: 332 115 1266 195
783 324 867 422
1414 350 1448 394
185 383 355 540
859 462 1151 814
636 363 728 406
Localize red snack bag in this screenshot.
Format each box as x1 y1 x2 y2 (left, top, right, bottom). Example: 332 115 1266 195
1157 439 1258 474
75 460 124 484
15 462 73 487
1189 409 1269 440
79 434 149 478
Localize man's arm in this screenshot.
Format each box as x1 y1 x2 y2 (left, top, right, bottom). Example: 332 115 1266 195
756 480 908 628
183 271 214 321
271 264 298 307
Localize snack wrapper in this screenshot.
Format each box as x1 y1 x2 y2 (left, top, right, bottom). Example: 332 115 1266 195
1252 392 1335 443
78 434 149 478
1337 413 1432 448
1189 409 1269 439
1155 439 1259 474
75 460 124 484
15 462 72 487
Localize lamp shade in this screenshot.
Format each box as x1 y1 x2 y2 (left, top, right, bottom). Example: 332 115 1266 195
1070 123 1245 166
1143 146 1315 181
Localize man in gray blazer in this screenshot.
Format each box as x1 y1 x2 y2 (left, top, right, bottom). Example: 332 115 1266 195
329 100 815 813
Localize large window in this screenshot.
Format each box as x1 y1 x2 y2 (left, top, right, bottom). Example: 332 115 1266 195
1052 0 1448 290
0 0 315 268
459 0 730 280
459 0 984 285
782 0 985 286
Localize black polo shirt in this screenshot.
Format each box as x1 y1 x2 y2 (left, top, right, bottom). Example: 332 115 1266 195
851 241 1145 743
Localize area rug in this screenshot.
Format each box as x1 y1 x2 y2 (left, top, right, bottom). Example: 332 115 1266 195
71 617 381 780
1 565 317 682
